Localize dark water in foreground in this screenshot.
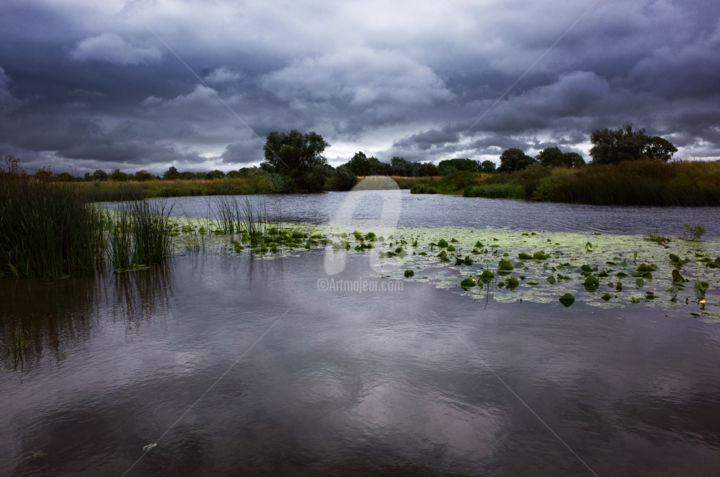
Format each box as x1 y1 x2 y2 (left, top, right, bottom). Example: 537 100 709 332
105 190 720 237
3 252 720 476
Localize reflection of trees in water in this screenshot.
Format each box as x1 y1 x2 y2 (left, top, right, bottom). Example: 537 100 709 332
0 264 173 371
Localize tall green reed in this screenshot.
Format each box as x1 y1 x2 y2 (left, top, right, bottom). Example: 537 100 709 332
107 201 173 270
1 162 105 279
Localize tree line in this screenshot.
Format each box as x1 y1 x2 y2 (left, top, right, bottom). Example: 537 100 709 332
31 123 678 193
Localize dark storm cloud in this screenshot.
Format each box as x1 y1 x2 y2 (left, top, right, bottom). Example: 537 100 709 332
0 0 719 172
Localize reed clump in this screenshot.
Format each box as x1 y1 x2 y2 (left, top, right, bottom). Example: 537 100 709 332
0 160 105 278
107 201 173 271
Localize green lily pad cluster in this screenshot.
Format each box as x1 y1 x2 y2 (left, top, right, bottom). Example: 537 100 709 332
163 217 720 319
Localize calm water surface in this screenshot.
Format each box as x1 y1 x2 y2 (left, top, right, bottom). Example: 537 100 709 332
107 190 720 237
3 195 720 475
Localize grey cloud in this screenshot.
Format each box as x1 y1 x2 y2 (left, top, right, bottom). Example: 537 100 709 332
1 0 719 170
0 66 21 113
70 33 162 65
260 48 453 109
220 136 265 164
204 67 242 85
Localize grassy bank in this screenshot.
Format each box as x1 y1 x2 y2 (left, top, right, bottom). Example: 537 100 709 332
74 175 287 201
410 160 720 206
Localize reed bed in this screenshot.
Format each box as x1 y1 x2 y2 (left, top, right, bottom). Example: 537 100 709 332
213 196 267 240
1 161 175 277
107 201 173 271
0 167 105 279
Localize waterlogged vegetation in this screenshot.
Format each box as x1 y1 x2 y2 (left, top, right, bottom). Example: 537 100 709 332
138 208 720 320
0 164 106 279
3 160 718 320
182 220 718 319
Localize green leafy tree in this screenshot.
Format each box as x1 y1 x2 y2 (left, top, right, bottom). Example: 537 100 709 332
480 160 496 173
327 165 358 191
344 152 391 176
417 162 439 176
205 170 225 179
133 170 154 181
345 151 371 176
438 158 480 175
178 171 197 180
92 169 108 181
537 147 585 168
262 130 330 191
163 166 180 180
537 147 565 167
498 148 536 172
390 156 413 176
643 136 677 161
563 152 586 168
110 169 128 181
590 124 676 164
53 172 76 182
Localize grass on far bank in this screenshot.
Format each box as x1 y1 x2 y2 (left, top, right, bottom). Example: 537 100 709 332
410 160 720 206
74 175 287 202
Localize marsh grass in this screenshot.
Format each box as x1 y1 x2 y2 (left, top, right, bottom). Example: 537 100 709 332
213 196 267 240
83 185 145 202
107 201 173 271
682 224 706 241
70 174 289 200
410 160 720 206
0 163 106 279
531 160 720 206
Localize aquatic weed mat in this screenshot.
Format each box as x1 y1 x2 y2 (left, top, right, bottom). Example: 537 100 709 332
166 217 720 320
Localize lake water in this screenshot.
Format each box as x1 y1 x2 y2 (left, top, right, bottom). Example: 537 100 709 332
3 192 720 476
112 190 720 237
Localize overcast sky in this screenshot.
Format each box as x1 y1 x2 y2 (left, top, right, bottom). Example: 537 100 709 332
1 0 719 173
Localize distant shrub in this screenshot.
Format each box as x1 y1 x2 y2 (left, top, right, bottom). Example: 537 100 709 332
464 184 525 199
410 184 438 194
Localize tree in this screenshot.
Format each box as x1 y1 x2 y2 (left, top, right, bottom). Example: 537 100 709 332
133 170 153 181
563 152 585 168
480 160 496 173
262 130 330 191
590 124 676 164
643 136 677 162
438 158 480 175
327 165 358 191
344 152 391 176
537 147 565 168
163 166 180 180
390 156 413 176
537 147 586 168
498 149 536 172
92 169 108 181
417 162 439 176
53 172 75 182
35 168 53 182
110 169 128 181
205 170 225 179
345 152 371 176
